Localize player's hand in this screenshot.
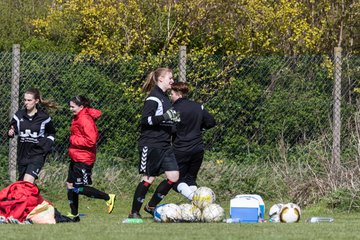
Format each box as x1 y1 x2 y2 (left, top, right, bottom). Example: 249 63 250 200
8 126 15 137
163 108 181 122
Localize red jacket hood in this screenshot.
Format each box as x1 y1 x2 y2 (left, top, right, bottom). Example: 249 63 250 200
75 107 102 120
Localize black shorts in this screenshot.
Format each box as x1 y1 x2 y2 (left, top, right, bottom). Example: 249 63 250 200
66 161 93 187
174 149 204 186
17 155 45 180
138 146 178 177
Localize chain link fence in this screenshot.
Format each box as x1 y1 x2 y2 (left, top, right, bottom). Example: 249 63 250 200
1 46 360 187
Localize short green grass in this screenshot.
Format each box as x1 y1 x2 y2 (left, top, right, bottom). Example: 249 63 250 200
1 192 360 240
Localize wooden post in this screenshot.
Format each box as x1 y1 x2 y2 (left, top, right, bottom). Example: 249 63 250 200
331 46 342 183
9 44 20 182
179 46 186 82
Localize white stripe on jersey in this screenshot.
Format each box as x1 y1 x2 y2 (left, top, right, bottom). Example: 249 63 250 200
13 115 20 133
39 117 52 137
47 136 55 141
146 96 164 125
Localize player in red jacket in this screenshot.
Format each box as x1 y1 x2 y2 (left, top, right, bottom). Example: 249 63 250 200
66 96 115 222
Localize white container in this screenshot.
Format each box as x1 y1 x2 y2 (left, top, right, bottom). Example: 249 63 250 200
230 195 262 223
306 217 334 223
234 194 265 220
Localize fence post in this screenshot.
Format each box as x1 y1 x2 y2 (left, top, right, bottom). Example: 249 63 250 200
179 46 186 82
9 44 20 182
331 46 342 184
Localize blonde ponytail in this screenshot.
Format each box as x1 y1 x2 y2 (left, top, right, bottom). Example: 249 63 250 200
141 68 172 93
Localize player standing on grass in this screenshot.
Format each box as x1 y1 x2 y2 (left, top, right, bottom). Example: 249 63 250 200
8 88 57 184
170 82 216 201
66 96 115 222
128 68 180 219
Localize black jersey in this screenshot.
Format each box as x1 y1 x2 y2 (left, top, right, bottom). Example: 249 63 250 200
138 86 173 149
172 98 216 152
10 109 56 162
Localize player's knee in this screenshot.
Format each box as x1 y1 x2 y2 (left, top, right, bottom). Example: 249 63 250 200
23 174 35 184
166 171 179 182
168 176 178 183
66 183 81 193
142 176 155 184
66 182 73 189
174 174 179 182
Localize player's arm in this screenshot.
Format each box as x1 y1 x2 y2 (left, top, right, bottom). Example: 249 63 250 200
8 115 19 138
38 117 56 154
70 117 97 148
201 106 216 130
44 117 56 140
140 100 167 126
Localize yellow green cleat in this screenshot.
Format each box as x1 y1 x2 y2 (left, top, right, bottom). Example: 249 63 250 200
106 194 116 214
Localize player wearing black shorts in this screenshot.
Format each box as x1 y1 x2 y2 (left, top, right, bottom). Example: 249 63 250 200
66 96 116 222
128 68 180 219
8 88 57 183
170 82 216 200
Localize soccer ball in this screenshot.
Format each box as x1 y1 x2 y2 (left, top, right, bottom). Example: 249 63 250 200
268 203 284 223
179 203 201 222
279 203 301 223
153 203 182 223
154 204 167 222
201 203 225 223
192 187 216 209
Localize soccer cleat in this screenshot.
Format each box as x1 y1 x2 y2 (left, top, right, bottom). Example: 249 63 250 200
66 213 80 222
128 212 142 219
106 194 116 214
144 204 155 216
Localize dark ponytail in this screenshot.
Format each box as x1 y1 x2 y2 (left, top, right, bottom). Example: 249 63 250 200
70 95 91 108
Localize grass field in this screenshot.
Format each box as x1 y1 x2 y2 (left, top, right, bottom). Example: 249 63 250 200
1 192 360 240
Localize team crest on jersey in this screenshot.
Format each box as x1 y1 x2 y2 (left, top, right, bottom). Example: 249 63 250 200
20 129 39 138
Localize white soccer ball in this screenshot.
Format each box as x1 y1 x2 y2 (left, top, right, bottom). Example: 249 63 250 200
154 204 167 222
154 203 182 223
279 203 301 223
268 203 284 223
179 203 201 222
201 203 225 223
192 187 216 209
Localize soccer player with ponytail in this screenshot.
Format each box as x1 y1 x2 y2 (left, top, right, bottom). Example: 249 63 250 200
128 67 180 218
66 95 115 222
8 88 57 184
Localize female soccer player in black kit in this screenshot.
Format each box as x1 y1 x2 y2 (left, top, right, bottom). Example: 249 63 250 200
128 68 180 218
8 88 57 183
170 82 216 201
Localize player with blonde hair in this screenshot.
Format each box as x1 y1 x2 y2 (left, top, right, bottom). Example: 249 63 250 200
128 68 180 218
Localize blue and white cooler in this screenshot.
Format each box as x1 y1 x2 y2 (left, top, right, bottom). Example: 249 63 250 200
229 194 265 223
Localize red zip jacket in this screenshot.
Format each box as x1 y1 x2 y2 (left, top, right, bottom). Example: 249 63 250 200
68 107 101 166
